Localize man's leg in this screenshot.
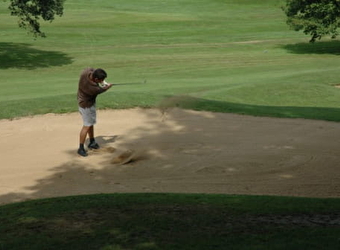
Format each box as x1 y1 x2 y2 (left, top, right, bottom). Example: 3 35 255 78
88 125 94 139
80 126 90 145
78 105 98 156
78 125 90 156
88 125 100 149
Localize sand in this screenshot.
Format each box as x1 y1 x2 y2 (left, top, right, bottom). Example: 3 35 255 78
0 108 339 205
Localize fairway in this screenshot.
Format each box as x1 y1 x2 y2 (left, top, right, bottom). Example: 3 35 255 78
1 0 340 120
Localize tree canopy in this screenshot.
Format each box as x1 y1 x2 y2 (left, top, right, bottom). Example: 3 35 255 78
7 0 65 38
283 0 340 42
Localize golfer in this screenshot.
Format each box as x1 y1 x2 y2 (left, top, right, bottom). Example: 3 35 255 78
77 68 113 157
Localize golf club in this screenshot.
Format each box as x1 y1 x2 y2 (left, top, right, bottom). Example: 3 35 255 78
112 79 147 86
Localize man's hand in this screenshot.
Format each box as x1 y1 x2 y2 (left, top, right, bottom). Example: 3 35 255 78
103 83 113 90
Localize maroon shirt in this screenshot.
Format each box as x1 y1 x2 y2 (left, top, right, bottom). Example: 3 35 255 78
77 68 106 108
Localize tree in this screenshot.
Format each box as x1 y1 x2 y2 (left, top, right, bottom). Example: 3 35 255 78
7 0 65 38
283 0 340 42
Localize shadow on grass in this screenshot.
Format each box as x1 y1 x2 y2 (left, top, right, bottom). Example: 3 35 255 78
1 93 340 122
282 40 340 55
1 193 340 250
158 95 340 122
0 42 73 69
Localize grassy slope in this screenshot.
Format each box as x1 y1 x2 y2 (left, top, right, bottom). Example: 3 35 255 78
1 0 340 120
1 193 340 250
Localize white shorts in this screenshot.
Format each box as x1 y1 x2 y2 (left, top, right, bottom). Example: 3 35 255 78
79 105 96 126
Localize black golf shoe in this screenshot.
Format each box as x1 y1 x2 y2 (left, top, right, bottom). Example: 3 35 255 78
88 141 100 150
77 148 88 157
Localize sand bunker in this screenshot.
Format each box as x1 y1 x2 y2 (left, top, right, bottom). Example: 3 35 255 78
0 108 339 205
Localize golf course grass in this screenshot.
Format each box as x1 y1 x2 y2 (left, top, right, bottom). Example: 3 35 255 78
1 0 340 249
1 0 340 120
1 193 340 250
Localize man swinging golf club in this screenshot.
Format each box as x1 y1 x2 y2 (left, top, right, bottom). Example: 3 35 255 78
77 68 113 157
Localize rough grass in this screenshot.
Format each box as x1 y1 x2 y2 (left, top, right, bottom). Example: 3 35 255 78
1 193 340 250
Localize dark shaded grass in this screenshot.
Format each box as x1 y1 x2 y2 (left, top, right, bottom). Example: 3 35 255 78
158 95 340 122
2 93 340 122
1 194 340 250
0 42 73 70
